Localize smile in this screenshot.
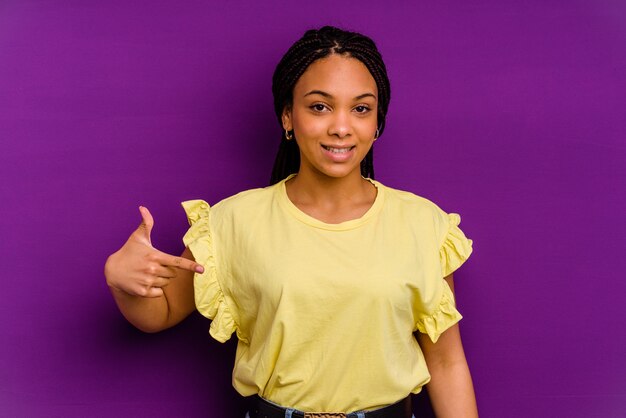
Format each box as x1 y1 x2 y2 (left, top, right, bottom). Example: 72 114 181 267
321 145 355 154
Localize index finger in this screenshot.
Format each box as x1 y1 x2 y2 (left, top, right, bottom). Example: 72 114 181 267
154 250 204 274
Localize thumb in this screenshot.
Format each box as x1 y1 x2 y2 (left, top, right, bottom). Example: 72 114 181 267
136 206 154 245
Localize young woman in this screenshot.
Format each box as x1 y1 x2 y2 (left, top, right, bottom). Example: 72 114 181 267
105 26 478 418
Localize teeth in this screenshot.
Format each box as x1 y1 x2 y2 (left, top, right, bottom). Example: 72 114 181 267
323 145 353 154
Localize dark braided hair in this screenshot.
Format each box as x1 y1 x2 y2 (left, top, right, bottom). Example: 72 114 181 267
269 26 391 185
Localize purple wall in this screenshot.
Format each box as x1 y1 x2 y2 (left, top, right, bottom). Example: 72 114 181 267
1 1 625 416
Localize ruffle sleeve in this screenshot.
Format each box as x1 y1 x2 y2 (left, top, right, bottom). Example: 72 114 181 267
439 213 473 277
181 199 237 343
414 280 463 343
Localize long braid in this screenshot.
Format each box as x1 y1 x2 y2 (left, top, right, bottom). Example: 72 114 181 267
270 26 391 185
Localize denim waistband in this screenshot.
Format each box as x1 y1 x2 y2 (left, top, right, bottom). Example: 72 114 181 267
248 395 412 418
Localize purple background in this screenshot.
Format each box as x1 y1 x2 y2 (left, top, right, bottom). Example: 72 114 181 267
1 1 625 417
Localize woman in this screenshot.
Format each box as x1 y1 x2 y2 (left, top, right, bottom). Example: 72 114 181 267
105 26 478 418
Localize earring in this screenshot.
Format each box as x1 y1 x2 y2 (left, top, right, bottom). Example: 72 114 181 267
285 129 293 141
374 128 380 140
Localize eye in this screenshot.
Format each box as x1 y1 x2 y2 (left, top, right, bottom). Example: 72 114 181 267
354 105 371 114
310 103 329 112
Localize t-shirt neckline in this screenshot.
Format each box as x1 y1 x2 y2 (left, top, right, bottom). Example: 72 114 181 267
276 174 385 231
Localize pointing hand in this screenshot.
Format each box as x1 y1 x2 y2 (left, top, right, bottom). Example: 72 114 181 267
105 206 204 298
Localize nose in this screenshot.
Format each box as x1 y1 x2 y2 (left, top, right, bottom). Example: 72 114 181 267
327 110 352 138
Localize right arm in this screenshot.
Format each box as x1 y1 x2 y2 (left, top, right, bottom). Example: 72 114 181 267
104 206 204 333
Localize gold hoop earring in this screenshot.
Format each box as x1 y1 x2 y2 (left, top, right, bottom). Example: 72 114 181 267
285 129 293 141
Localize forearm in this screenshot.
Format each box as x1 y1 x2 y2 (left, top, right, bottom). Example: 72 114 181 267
109 286 170 333
105 242 197 333
426 357 478 418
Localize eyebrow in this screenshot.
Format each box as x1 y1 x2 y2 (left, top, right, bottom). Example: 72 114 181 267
303 90 377 101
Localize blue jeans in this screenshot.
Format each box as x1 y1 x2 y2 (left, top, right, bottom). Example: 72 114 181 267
245 395 414 417
246 412 415 418
245 411 416 418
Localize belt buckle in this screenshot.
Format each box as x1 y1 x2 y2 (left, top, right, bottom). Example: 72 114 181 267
303 414 346 418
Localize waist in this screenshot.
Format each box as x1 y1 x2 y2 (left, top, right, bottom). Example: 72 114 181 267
249 395 412 418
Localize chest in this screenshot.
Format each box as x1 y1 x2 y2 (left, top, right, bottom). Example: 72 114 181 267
224 216 439 314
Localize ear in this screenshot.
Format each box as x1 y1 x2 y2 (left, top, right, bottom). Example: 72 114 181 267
281 106 292 131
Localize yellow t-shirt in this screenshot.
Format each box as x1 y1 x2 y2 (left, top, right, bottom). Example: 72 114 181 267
182 176 473 413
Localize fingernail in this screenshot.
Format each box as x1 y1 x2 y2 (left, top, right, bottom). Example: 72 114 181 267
195 265 205 274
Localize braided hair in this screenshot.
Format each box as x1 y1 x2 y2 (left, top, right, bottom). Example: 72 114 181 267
269 26 391 185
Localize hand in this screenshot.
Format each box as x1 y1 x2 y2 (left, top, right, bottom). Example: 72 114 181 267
105 206 204 298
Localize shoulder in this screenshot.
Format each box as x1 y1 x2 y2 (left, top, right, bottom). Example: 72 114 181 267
211 183 278 218
377 181 447 219
376 182 473 256
375 181 452 242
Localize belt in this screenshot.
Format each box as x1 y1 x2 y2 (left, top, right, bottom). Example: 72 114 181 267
250 395 412 418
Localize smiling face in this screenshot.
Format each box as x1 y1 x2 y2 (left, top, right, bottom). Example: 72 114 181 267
282 54 379 181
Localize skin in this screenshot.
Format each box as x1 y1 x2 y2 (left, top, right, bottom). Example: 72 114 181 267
105 206 198 332
105 53 478 417
418 275 479 418
281 54 379 223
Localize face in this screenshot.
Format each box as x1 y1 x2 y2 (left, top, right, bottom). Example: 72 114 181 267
282 54 378 180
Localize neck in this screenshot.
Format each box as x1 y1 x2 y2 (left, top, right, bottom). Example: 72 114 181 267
286 168 373 204
284 167 378 224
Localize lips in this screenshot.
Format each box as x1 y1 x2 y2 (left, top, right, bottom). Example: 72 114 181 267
321 145 355 154
320 144 356 163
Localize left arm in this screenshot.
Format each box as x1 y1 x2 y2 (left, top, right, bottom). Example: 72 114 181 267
416 274 478 418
